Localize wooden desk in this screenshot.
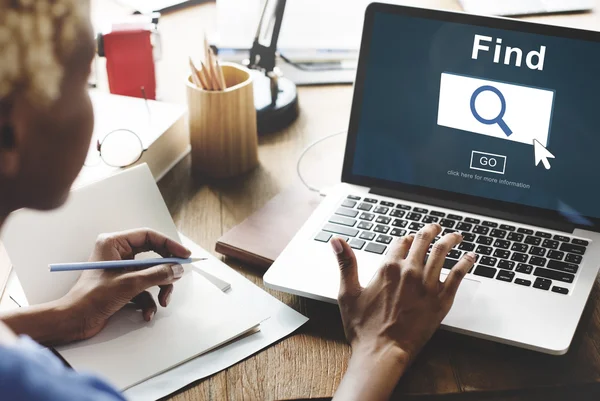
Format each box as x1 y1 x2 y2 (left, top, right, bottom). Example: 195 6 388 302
92 1 600 400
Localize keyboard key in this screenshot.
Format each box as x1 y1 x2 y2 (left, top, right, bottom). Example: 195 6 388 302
547 250 564 260
390 209 405 218
535 231 552 239
376 235 393 244
494 239 510 249
390 228 406 237
496 270 515 282
480 256 497 267
474 265 497 278
376 216 391 225
517 228 534 235
439 219 456 228
332 235 349 242
374 206 389 215
524 236 542 246
396 204 411 210
516 263 533 274
357 221 373 230
499 224 516 231
493 249 510 259
443 258 459 269
456 222 473 231
374 225 390 234
565 253 582 264
511 243 528 253
552 286 569 295
476 236 493 245
349 239 366 250
364 198 378 204
511 252 528 262
323 224 359 237
448 249 462 259
347 195 361 200
507 232 524 242
314 231 332 243
572 239 589 246
462 233 476 242
534 268 574 283
533 277 552 290
547 260 579 274
476 245 493 255
554 235 570 242
409 222 425 231
336 207 358 218
542 239 559 250
341 199 357 208
359 213 375 222
357 203 373 211
490 229 507 239
465 217 481 224
406 213 422 221
359 231 376 241
482 221 498 228
447 214 463 221
458 242 476 251
529 256 547 267
473 226 489 235
380 201 394 207
414 207 428 214
365 242 386 254
529 247 546 257
422 215 439 224
392 219 408 228
515 278 532 287
443 229 457 236
559 243 586 256
329 215 357 227
430 211 445 217
498 260 515 270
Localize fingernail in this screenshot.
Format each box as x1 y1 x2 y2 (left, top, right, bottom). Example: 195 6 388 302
149 311 155 321
171 264 184 279
165 291 172 306
330 238 344 254
467 252 477 260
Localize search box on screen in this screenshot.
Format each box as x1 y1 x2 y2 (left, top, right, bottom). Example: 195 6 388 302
437 72 555 147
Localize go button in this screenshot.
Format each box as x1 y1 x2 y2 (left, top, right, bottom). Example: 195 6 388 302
470 151 506 175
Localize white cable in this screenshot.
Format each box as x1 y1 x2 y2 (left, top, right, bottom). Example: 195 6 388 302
296 130 346 194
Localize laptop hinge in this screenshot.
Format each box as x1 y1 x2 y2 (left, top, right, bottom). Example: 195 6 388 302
370 187 576 233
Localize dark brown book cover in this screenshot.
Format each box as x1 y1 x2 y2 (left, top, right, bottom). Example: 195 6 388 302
215 186 322 269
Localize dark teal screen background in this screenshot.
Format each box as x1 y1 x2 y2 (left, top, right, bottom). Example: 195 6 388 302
351 12 600 222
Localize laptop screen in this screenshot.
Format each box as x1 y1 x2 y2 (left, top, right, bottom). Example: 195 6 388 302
344 5 600 228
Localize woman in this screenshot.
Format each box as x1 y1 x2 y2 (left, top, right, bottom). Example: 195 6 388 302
0 1 475 400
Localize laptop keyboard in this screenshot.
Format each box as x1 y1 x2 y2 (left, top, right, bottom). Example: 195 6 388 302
314 194 591 296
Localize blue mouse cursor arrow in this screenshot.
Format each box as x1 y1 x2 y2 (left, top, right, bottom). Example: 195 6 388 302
533 139 555 170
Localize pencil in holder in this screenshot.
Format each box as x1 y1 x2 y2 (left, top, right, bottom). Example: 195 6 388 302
186 62 259 178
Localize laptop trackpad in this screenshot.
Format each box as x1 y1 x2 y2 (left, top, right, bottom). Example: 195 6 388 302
442 276 481 324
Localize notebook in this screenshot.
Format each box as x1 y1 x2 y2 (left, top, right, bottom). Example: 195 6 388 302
1 164 267 390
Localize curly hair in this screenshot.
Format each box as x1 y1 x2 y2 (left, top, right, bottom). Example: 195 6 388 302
0 0 90 107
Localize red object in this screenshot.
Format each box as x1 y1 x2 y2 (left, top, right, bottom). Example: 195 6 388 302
102 29 157 100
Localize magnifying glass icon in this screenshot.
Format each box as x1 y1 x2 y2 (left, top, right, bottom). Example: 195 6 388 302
470 85 513 137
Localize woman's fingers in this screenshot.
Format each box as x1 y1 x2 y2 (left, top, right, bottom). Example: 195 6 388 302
407 224 442 265
423 232 463 286
331 237 362 300
132 291 157 322
384 235 415 263
110 228 191 258
158 284 174 307
441 252 477 301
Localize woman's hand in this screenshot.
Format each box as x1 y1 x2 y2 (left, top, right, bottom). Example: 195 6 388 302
62 228 192 341
332 223 476 401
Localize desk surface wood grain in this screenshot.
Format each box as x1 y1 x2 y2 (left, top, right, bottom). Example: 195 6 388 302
88 1 600 400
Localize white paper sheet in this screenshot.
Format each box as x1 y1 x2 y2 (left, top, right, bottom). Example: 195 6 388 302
123 234 309 401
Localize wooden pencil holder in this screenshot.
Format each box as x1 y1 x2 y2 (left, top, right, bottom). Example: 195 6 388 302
186 62 259 178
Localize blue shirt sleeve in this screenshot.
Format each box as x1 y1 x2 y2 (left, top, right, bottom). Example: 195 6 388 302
0 336 126 401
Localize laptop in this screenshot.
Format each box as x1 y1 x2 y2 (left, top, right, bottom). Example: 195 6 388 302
459 0 594 17
264 3 600 355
